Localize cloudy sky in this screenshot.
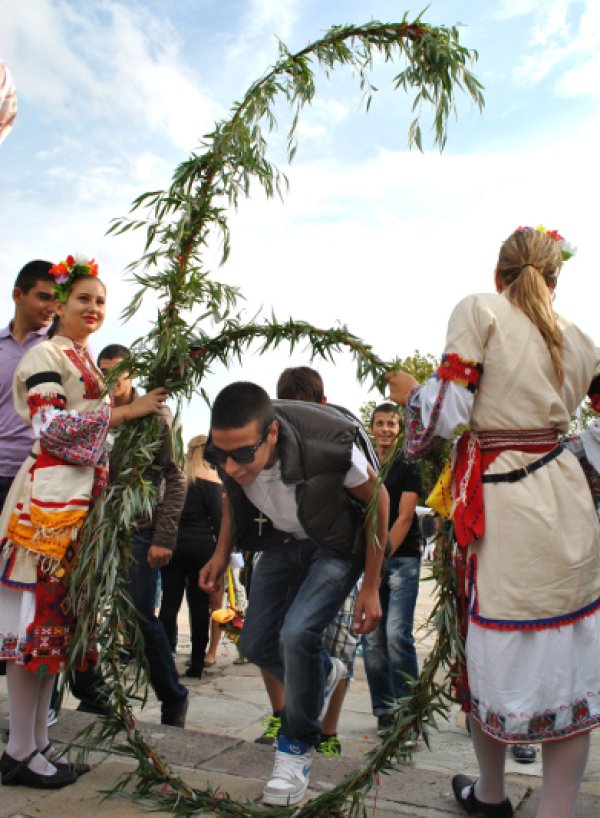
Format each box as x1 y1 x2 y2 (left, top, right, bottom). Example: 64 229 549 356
1 0 598 437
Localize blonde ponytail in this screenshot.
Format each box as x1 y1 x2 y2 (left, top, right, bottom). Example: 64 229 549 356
497 229 564 384
185 434 209 479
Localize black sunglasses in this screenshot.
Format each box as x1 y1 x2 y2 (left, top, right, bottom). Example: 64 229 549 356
205 422 273 466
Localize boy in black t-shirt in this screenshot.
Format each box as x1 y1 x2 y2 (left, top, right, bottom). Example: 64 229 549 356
363 402 422 734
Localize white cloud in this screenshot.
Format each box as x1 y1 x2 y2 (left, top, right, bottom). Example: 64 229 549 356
528 0 571 47
506 0 600 97
225 0 301 75
294 98 349 141
0 0 222 151
245 0 300 38
0 0 97 107
492 0 540 18
101 3 222 151
557 51 600 95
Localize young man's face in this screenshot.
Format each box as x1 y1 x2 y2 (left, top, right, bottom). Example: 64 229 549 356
210 420 278 486
97 356 132 403
371 411 400 454
13 281 55 331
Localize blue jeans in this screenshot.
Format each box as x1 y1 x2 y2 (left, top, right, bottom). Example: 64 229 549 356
239 539 361 746
362 555 420 715
127 531 187 706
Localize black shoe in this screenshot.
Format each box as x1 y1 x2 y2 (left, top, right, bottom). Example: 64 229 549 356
76 700 110 716
377 713 394 736
40 744 90 777
184 664 203 679
511 744 536 764
0 750 78 789
161 693 189 728
452 775 513 817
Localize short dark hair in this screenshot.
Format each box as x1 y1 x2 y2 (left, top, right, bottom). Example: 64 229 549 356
588 375 600 399
211 381 274 431
14 260 53 293
276 366 324 403
370 401 400 429
97 344 131 365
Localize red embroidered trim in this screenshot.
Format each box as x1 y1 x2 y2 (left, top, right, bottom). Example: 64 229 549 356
30 497 90 509
437 353 482 392
27 392 66 415
63 349 102 399
36 449 69 470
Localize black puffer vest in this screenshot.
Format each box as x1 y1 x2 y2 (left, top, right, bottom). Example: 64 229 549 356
221 400 367 564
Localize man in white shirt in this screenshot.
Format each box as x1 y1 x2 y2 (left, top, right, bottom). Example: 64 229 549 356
200 381 388 806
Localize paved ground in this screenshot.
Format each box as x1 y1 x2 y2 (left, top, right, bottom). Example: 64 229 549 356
1 565 600 817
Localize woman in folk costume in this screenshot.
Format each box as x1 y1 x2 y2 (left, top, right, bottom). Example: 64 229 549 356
388 226 600 818
0 256 167 790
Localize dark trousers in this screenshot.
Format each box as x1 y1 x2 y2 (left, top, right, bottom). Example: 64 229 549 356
0 475 14 514
159 541 214 669
73 531 187 707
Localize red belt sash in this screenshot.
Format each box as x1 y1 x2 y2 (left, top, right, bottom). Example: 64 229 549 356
453 429 559 549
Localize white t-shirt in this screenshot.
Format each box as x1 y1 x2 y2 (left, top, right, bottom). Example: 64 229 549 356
243 444 369 539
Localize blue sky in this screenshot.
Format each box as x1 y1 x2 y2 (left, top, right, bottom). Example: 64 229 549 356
1 0 598 435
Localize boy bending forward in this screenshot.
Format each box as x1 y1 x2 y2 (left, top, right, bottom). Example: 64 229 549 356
200 382 388 805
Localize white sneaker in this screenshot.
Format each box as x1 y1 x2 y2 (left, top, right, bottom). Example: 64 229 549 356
262 735 313 806
319 657 346 720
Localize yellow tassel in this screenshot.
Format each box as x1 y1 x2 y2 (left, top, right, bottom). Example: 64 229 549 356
426 459 454 519
227 565 236 609
7 505 87 561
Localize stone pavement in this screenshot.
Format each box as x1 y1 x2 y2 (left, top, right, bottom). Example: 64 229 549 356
1 566 600 817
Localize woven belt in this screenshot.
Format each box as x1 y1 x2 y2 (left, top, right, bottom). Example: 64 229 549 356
477 428 559 451
482 444 563 484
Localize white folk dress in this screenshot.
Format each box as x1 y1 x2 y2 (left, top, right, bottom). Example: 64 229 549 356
405 292 600 743
0 335 110 675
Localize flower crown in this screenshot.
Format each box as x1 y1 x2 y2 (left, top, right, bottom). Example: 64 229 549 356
49 254 99 302
518 225 577 262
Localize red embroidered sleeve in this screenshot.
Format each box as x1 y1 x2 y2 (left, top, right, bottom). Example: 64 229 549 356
39 405 111 467
404 380 451 460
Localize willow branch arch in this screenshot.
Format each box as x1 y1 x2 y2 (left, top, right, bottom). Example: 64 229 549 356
69 14 482 816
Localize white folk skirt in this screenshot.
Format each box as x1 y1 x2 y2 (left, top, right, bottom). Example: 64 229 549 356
467 612 600 742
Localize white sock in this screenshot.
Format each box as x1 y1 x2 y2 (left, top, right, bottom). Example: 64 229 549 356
34 673 57 752
6 663 57 776
537 732 589 818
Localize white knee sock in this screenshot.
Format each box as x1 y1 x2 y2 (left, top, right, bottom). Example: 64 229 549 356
537 732 589 818
34 673 57 752
469 716 508 804
5 663 56 775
